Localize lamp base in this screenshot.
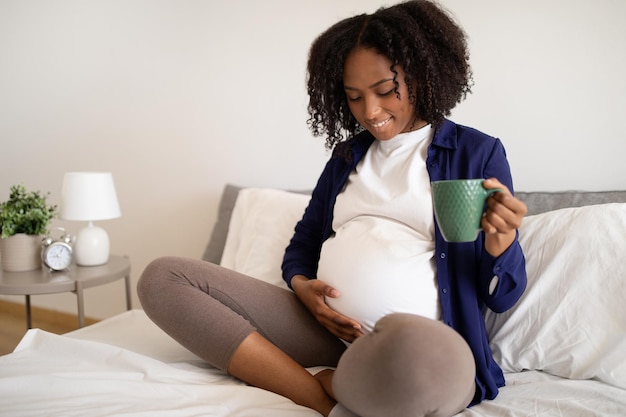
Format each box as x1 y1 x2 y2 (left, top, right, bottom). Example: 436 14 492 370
74 223 110 266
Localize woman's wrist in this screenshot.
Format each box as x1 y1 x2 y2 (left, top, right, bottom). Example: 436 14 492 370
290 274 308 294
484 230 516 257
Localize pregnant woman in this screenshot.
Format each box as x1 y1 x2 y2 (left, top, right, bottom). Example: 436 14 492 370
137 1 528 417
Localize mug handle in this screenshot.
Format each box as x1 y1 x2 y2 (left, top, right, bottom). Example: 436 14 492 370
484 188 502 197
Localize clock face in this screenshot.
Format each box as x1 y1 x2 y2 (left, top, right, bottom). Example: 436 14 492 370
44 243 72 270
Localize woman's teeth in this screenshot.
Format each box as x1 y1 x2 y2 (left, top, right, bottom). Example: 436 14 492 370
371 118 391 128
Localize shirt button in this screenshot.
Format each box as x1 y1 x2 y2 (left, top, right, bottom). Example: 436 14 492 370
442 288 448 294
440 253 446 259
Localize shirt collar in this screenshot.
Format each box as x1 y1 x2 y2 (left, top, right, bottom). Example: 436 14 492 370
347 118 458 166
432 119 458 150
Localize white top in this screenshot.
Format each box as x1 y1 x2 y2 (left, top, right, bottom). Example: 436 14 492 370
317 125 440 334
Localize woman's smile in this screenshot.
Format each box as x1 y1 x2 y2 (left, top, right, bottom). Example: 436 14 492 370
369 117 392 129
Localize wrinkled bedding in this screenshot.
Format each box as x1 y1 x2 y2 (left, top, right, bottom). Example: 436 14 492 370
1 310 624 417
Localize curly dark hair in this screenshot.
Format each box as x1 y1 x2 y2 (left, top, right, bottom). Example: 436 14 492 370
306 0 473 153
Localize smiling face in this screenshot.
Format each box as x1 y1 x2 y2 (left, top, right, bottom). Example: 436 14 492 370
343 47 425 141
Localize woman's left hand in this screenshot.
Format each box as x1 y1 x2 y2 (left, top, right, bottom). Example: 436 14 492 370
481 178 527 257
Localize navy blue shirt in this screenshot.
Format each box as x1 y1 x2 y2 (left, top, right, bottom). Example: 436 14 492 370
282 119 527 404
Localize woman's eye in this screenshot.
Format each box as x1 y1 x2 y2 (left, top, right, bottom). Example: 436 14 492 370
347 96 361 102
379 89 394 97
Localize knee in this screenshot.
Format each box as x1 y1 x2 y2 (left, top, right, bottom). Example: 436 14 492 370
373 313 475 378
333 313 476 417
136 256 179 306
362 313 475 373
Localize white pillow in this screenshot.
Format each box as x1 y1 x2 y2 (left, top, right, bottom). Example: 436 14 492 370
220 188 310 289
485 203 626 389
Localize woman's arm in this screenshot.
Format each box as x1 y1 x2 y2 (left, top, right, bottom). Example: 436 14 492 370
478 140 528 313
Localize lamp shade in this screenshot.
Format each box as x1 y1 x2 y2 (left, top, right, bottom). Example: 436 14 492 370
61 172 121 221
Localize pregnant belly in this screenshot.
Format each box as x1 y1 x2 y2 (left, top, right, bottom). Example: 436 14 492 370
317 216 439 333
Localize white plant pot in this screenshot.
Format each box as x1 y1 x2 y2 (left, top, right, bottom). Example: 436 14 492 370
0 234 42 272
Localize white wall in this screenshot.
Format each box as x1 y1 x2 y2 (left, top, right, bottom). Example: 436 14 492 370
1 0 624 319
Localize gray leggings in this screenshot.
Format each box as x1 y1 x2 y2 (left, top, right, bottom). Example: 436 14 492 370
137 256 476 417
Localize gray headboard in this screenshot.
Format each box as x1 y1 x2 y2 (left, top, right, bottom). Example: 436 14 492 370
202 185 626 265
515 191 626 216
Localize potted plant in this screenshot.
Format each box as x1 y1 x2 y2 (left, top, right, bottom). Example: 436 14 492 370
0 184 57 271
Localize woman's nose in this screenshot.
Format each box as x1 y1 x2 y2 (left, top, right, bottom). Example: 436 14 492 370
363 97 381 120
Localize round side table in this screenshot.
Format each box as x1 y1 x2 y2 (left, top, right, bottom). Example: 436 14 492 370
0 255 132 328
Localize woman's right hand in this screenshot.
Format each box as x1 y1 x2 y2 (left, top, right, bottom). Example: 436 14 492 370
291 274 363 342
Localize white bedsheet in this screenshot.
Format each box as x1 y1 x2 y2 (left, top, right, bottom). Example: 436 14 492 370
1 310 624 417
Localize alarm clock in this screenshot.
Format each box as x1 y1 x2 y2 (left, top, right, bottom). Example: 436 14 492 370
41 228 74 271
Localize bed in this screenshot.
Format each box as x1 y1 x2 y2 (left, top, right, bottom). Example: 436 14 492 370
1 185 625 416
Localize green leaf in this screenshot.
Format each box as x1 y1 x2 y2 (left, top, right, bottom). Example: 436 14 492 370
0 184 57 238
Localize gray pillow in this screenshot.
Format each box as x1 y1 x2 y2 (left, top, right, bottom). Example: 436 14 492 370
202 184 243 264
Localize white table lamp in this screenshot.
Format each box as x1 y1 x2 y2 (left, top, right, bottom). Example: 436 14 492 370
60 172 121 266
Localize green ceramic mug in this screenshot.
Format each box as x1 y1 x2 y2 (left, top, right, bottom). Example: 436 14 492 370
431 179 502 243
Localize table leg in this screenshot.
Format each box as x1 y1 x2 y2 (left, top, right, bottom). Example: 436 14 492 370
25 294 32 329
75 281 85 328
124 273 132 310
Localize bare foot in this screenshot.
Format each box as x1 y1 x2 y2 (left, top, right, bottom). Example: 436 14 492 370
314 368 336 400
